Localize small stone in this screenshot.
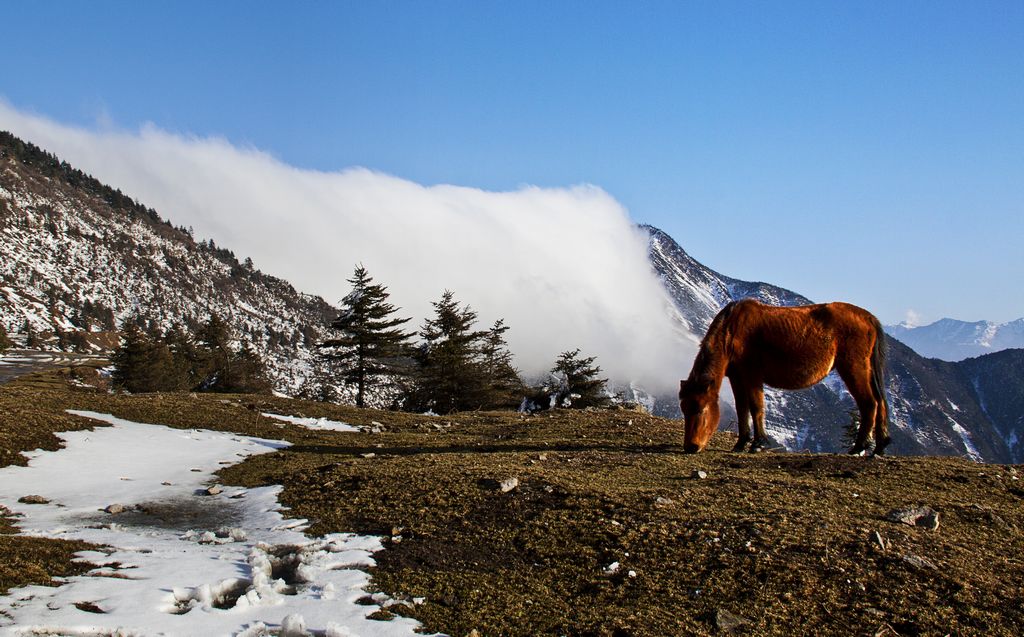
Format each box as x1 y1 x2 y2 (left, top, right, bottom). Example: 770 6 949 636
886 506 940 530
203 485 223 496
500 477 519 493
104 503 127 515
872 530 887 551
18 495 49 505
714 608 749 633
538 453 548 461
360 453 377 459
692 470 708 480
902 554 938 570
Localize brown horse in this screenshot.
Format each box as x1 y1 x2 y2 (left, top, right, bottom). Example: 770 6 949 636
678 299 890 455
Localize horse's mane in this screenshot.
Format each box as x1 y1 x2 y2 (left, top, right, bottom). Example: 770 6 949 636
690 300 740 383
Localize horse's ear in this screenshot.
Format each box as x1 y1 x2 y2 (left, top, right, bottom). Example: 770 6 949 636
679 379 690 398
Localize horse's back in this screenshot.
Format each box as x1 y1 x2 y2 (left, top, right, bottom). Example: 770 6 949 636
722 299 880 389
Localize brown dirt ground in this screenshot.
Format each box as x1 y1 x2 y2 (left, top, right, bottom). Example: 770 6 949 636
1 368 1022 636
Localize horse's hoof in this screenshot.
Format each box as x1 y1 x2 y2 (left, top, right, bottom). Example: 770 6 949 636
848 446 868 457
748 442 765 454
873 437 891 456
732 440 749 453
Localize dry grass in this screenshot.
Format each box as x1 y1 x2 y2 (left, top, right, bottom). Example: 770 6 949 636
1 370 1022 635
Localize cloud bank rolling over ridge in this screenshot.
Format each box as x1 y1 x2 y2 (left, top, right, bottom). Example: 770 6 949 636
0 102 693 391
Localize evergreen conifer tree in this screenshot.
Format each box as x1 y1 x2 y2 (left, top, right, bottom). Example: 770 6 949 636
413 290 489 413
195 314 232 390
321 265 414 407
478 319 525 408
550 349 610 408
190 313 272 393
216 345 273 394
0 324 12 353
162 323 198 390
111 322 178 392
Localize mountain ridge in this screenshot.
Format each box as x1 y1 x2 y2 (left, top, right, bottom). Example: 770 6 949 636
885 317 1024 361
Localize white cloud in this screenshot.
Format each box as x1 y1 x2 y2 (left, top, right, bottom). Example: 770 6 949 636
902 309 924 328
0 101 693 391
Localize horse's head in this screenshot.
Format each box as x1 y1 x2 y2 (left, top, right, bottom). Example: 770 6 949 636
679 377 719 453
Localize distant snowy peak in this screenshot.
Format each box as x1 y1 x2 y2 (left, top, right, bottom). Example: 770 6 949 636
886 318 1024 361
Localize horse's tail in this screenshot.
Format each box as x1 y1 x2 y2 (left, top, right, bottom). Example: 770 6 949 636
869 314 891 453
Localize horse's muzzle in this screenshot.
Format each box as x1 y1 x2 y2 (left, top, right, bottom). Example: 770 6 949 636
683 442 701 454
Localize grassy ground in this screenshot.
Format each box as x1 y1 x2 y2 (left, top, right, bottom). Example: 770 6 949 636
1 368 1022 636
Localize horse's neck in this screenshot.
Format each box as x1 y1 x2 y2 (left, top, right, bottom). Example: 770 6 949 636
692 342 728 389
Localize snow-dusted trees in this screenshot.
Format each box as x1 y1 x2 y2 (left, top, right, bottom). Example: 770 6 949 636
0 324 11 353
478 319 527 409
111 314 271 394
320 265 415 408
111 322 182 393
547 348 610 409
410 290 524 413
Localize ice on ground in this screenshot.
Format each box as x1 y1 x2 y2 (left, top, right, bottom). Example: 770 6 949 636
0 411 432 637
261 412 360 433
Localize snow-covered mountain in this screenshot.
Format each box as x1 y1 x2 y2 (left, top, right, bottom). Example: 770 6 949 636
0 131 338 395
885 318 1024 361
647 226 1022 463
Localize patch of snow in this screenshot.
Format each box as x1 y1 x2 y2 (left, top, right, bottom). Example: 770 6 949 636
948 417 983 462
0 411 433 637
261 412 359 433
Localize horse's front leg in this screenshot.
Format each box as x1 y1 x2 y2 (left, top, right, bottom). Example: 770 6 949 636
748 386 770 453
731 381 751 452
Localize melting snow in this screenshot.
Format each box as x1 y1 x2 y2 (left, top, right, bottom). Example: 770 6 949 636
261 413 360 433
948 417 983 462
0 411 432 637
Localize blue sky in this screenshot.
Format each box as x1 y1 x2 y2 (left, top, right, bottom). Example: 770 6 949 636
2 1 1022 325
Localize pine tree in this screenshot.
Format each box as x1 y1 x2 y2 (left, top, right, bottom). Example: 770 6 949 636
162 323 198 390
549 349 610 409
216 345 273 394
111 322 178 393
413 290 489 413
194 314 232 390
478 319 525 409
192 314 271 394
320 265 415 407
0 324 12 353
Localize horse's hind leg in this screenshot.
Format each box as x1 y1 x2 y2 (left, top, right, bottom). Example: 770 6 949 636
838 365 878 455
872 380 891 456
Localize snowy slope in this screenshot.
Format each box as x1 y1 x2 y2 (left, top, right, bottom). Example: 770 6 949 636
0 132 339 396
886 318 1024 361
